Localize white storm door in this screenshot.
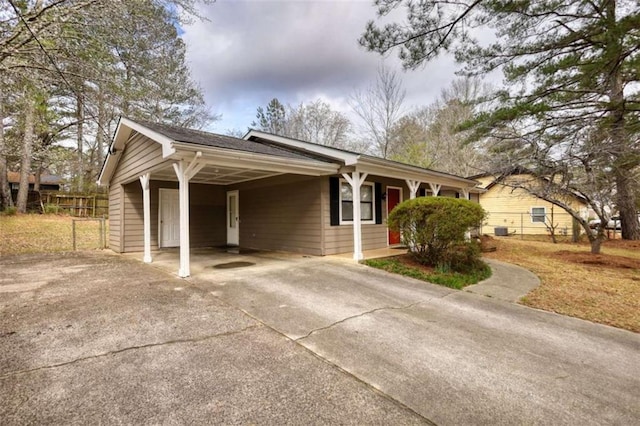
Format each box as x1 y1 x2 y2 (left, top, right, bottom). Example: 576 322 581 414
159 189 180 248
227 190 239 246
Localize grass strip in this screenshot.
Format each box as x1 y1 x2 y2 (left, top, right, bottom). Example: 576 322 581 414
363 256 491 290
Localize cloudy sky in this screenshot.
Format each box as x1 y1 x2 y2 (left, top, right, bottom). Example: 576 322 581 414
182 0 464 133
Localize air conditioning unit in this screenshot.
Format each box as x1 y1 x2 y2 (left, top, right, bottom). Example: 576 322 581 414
494 227 509 236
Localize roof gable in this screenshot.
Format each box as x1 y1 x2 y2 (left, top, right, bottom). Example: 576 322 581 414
98 118 339 186
479 172 588 205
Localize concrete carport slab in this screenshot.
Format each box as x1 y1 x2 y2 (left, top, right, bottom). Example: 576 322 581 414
0 252 426 424
182 253 640 425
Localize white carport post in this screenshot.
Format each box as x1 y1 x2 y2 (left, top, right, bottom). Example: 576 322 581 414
139 173 152 263
460 188 470 200
172 152 205 278
428 182 441 196
406 179 421 199
342 171 368 261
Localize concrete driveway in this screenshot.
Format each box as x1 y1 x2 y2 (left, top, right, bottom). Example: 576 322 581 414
180 250 640 425
0 252 423 424
2 250 639 425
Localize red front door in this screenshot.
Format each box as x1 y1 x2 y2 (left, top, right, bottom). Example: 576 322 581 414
387 187 401 245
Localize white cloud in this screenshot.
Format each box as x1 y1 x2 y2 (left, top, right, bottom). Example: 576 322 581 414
181 0 496 133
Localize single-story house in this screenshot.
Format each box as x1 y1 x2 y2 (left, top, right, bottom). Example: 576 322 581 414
7 171 61 191
98 118 481 277
472 172 588 235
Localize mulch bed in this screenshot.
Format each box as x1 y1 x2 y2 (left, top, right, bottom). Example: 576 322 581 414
551 250 640 270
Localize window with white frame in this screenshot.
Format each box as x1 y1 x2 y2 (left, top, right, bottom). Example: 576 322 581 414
531 207 546 223
340 181 374 223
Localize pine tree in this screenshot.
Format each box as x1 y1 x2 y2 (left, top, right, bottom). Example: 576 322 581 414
360 0 640 240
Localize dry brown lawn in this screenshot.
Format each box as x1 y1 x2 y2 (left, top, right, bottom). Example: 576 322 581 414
0 214 106 256
483 237 640 333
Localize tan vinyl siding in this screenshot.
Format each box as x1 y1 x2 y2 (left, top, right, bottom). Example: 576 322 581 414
189 184 226 247
111 134 167 186
122 184 143 252
231 175 323 255
322 175 408 255
120 180 226 253
321 176 479 255
108 133 168 251
108 184 122 252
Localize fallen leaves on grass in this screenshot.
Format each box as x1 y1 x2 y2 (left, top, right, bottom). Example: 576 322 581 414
0 214 106 256
483 237 640 333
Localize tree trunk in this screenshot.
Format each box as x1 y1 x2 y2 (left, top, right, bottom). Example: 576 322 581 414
0 91 12 210
76 93 84 192
615 171 639 240
16 96 36 213
590 237 602 255
96 90 105 170
605 0 640 240
34 165 42 192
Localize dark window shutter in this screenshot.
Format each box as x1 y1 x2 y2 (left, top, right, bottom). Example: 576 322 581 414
330 177 340 226
419 188 426 197
375 182 382 224
455 192 460 198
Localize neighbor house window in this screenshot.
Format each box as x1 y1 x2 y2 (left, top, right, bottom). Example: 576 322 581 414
340 181 374 223
531 207 546 223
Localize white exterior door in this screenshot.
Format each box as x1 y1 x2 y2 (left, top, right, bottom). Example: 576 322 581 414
227 190 239 246
159 189 180 248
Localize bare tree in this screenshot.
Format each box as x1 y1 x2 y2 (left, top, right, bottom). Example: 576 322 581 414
487 126 616 254
286 100 351 148
250 98 353 149
349 65 406 158
389 77 489 175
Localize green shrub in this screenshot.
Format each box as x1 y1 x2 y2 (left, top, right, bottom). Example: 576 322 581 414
43 203 61 214
2 206 17 216
387 197 486 271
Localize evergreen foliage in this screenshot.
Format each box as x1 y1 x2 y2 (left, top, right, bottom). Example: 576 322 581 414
361 0 640 240
387 197 486 271
1 0 215 205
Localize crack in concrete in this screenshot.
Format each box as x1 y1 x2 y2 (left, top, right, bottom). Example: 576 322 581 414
0 324 262 380
296 302 423 341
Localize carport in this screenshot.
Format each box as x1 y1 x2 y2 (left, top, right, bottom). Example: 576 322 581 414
99 118 339 277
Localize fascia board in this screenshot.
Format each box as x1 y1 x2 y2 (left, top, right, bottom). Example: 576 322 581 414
119 118 176 158
97 119 131 186
98 118 178 186
358 158 480 189
244 130 359 165
172 142 340 176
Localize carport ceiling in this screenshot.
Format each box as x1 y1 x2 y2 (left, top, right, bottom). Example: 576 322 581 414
152 163 283 185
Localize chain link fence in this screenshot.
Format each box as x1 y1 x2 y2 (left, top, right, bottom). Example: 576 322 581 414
480 210 580 239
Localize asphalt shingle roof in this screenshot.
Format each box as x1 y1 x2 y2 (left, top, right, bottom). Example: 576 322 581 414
136 120 330 163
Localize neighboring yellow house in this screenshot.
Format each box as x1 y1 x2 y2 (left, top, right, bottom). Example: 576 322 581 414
474 173 588 236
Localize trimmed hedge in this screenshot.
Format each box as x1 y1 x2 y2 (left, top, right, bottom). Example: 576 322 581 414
387 197 486 271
